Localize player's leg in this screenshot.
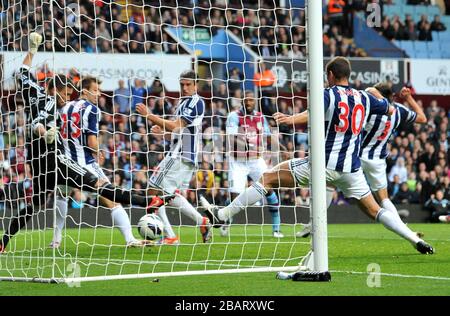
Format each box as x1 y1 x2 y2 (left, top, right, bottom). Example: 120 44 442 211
148 156 210 243
85 163 149 246
56 154 163 208
50 192 69 248
296 187 334 238
221 159 249 236
361 158 424 243
1 157 50 251
361 158 403 218
205 159 297 225
335 169 433 254
250 158 283 237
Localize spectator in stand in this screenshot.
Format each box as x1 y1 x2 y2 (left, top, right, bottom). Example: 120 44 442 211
327 0 346 27
430 15 447 32
148 77 166 95
393 182 413 205
254 61 275 116
295 189 310 207
331 191 348 205
228 68 244 96
129 78 147 112
389 157 408 184
417 15 433 41
114 79 131 114
388 174 402 199
424 189 449 222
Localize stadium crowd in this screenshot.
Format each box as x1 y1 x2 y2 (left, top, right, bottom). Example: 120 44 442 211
1 73 450 221
0 0 449 222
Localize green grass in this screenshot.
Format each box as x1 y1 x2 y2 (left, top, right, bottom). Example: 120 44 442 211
1 223 449 296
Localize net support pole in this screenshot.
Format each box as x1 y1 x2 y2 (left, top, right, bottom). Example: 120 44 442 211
306 0 328 273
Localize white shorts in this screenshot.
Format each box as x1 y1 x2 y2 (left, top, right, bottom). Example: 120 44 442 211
229 158 268 193
360 157 388 191
289 158 371 200
148 155 195 194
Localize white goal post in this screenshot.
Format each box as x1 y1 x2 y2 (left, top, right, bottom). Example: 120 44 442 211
0 0 328 283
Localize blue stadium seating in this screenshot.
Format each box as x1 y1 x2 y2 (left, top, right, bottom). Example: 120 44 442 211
428 50 442 59
383 3 450 59
414 41 428 52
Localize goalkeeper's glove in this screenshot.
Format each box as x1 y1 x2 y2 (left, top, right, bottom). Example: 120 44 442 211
44 126 58 144
29 32 43 54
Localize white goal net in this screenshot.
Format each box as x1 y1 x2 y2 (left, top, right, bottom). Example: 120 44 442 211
0 0 326 283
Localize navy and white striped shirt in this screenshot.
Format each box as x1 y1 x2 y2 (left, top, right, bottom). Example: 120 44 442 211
324 85 389 172
360 102 417 160
58 99 99 166
170 94 205 165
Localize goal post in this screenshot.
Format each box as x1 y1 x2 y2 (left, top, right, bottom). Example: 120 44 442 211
307 0 329 274
0 0 329 283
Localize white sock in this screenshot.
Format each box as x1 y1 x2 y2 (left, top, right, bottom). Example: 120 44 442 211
171 194 204 225
54 197 68 244
111 205 135 244
376 208 421 245
219 183 267 221
381 199 402 220
158 206 177 238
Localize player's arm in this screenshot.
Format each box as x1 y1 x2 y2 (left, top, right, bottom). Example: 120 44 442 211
366 92 395 116
22 32 42 67
136 103 186 132
263 116 288 156
31 100 58 144
400 87 427 124
273 111 308 126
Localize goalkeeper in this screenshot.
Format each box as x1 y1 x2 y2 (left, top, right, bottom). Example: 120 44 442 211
0 33 167 252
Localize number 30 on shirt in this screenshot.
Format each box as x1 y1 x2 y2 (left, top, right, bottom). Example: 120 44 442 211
334 102 365 135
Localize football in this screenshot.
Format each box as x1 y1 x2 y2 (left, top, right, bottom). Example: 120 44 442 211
137 214 164 240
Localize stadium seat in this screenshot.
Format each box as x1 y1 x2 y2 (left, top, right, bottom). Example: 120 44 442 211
414 51 428 59
414 41 428 52
400 41 414 52
441 50 450 59
427 6 441 17
439 32 450 41
414 5 428 16
440 16 450 29
431 31 440 41
403 6 415 17
427 41 441 51
428 50 442 59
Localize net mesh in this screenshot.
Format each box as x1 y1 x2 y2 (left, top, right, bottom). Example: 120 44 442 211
0 0 313 282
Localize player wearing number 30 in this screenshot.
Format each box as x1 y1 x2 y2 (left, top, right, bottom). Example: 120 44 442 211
202 57 434 255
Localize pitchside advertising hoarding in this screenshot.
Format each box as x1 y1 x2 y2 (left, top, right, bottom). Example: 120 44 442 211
265 57 406 92
1 52 192 91
410 59 450 95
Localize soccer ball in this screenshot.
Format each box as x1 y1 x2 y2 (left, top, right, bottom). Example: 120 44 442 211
137 214 164 240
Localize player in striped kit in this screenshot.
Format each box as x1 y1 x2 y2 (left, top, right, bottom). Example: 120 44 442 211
359 82 428 247
202 57 433 255
51 76 155 248
1 33 163 253
136 70 211 245
217 90 285 238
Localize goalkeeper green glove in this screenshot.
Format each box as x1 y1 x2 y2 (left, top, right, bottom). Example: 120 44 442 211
29 32 43 54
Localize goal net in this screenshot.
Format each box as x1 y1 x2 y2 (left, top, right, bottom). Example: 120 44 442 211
0 0 326 283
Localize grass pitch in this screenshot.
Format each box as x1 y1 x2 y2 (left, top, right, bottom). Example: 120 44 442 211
1 223 449 296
